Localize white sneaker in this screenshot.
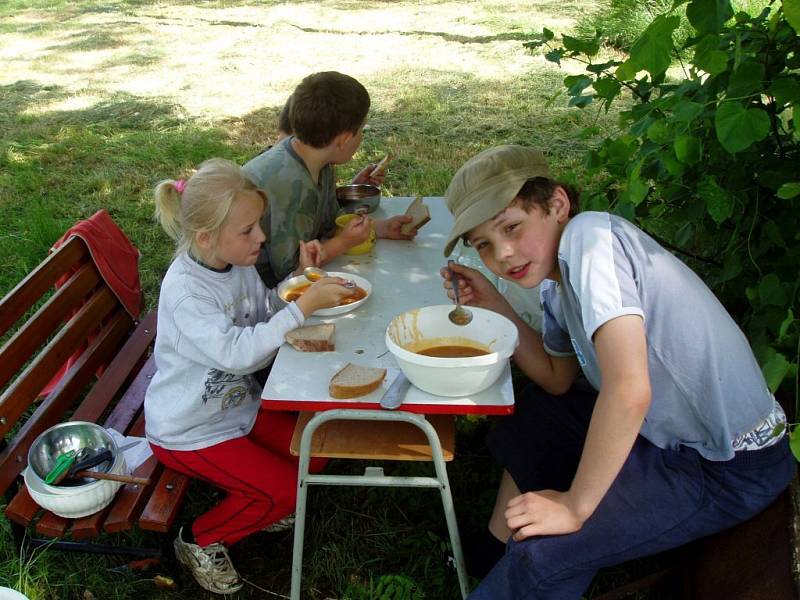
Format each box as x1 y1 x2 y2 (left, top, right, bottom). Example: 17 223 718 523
262 514 295 533
174 527 243 595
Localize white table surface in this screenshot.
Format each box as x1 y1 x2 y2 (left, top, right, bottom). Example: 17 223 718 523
261 197 514 415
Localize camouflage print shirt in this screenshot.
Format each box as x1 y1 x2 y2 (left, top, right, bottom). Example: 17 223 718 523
243 137 340 287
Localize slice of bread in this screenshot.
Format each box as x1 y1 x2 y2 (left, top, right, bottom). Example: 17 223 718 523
400 195 431 235
285 324 335 352
329 363 387 399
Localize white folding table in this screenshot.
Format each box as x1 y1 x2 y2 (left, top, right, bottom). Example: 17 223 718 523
261 197 515 600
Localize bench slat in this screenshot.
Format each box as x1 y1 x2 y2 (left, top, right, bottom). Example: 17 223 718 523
4 485 41 527
0 286 120 437
0 263 102 389
0 237 89 337
35 511 71 538
71 505 114 539
0 310 131 495
102 349 157 434
103 402 154 532
104 456 163 533
72 313 157 426
139 469 190 533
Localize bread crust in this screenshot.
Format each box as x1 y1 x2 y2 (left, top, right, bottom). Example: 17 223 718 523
400 196 430 235
328 363 387 399
285 324 335 352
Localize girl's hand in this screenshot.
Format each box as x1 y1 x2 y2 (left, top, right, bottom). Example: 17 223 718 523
294 277 355 317
504 490 584 542
340 215 373 246
296 240 326 274
351 163 386 187
440 260 506 313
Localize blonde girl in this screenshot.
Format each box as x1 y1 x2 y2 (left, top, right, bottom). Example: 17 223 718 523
144 158 352 595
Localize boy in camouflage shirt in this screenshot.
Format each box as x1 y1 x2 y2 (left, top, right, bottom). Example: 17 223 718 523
244 72 416 287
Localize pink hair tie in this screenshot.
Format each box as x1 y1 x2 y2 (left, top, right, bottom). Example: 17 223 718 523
174 179 186 194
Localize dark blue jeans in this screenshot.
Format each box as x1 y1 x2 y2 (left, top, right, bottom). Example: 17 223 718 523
471 384 796 600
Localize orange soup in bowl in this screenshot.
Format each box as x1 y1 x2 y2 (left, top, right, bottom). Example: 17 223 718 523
283 283 367 305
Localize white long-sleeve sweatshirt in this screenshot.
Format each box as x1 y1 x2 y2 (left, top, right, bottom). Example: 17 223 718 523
144 253 304 450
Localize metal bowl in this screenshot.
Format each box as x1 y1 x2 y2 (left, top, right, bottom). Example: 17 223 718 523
336 184 381 214
27 421 121 491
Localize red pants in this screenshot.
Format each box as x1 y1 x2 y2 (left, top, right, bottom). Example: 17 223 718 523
150 409 327 548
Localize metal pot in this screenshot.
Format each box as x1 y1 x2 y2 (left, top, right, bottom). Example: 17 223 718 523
336 184 381 214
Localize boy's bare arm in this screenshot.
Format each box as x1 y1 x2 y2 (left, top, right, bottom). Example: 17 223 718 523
509 318 579 395
506 314 650 540
319 236 351 264
374 216 415 240
442 262 578 392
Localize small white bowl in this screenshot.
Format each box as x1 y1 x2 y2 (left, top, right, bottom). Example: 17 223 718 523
277 272 372 317
385 305 519 397
24 456 127 519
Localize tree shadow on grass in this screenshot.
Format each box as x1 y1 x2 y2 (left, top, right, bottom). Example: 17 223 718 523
228 67 616 199
0 80 237 303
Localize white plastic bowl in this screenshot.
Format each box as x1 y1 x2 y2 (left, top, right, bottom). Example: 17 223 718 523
277 272 372 316
385 305 519 397
24 456 127 518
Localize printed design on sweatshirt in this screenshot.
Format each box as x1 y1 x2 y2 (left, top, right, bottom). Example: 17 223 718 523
201 369 255 409
222 293 251 322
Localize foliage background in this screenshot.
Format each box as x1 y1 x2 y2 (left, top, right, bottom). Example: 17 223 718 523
527 0 799 431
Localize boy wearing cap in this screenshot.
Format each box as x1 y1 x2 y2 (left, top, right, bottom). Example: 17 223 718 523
441 145 793 599
244 71 415 287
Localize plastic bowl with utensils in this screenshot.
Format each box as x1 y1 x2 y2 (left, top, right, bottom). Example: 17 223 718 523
336 184 380 214
385 305 519 397
27 421 125 494
24 455 128 518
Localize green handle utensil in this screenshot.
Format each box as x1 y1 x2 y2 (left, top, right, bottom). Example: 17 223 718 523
44 449 78 484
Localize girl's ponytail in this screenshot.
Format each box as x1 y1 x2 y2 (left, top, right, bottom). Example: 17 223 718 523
154 180 184 242
154 159 266 260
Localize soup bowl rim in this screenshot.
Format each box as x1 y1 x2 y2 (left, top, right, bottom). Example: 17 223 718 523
277 272 372 317
384 305 517 368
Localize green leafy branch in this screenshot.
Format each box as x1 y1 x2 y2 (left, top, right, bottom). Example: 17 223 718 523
524 0 800 457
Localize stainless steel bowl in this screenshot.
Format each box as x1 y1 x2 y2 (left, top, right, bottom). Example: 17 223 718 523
28 421 120 489
336 184 381 214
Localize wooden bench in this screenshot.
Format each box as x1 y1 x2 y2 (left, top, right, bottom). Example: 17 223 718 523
0 235 189 557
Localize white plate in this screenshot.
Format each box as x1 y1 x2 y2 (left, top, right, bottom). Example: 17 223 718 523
277 272 372 316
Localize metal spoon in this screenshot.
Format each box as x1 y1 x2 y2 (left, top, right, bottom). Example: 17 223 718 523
303 266 327 282
447 268 473 326
303 266 356 288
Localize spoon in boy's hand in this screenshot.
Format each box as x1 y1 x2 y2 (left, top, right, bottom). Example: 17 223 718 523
303 267 356 288
447 267 473 326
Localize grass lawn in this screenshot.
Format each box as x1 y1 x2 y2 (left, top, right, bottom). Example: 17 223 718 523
0 2 644 599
